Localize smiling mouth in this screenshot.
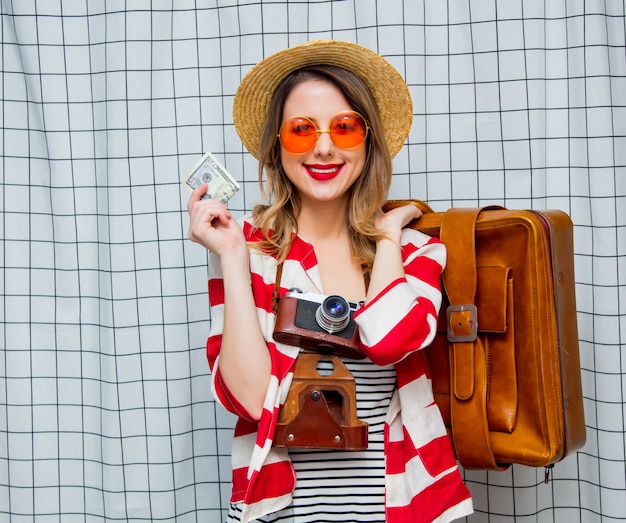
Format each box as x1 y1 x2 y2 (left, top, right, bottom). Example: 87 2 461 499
306 164 343 181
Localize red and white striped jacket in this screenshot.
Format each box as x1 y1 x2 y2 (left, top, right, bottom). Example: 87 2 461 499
206 218 473 523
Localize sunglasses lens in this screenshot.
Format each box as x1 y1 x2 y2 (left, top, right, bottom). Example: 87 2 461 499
330 113 368 149
279 112 369 154
279 117 317 154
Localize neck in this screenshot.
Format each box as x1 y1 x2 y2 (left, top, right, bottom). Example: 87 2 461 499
296 197 350 243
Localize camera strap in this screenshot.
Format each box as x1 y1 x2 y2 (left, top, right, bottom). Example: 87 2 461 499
272 261 284 314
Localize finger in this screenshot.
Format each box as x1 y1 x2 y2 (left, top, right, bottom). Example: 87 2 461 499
193 182 209 198
212 204 232 224
402 207 422 228
409 207 423 220
187 183 209 209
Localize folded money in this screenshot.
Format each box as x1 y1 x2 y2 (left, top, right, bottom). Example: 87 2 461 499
183 151 240 203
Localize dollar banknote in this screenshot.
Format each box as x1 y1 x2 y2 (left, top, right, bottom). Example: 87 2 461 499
183 151 240 203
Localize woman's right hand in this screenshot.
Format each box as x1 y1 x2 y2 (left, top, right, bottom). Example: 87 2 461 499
187 183 246 258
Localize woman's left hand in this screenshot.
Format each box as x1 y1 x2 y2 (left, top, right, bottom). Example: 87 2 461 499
366 203 423 303
375 204 423 242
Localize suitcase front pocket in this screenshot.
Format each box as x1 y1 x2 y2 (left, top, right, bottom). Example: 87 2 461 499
429 265 518 434
478 267 517 433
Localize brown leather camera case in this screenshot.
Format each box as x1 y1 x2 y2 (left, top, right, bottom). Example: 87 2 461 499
273 353 368 450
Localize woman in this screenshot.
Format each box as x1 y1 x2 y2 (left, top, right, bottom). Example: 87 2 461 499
187 40 473 523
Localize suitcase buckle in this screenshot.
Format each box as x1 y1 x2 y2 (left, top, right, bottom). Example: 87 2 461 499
446 304 478 342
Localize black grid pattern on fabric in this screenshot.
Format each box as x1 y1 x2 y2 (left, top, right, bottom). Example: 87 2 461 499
1 1 625 522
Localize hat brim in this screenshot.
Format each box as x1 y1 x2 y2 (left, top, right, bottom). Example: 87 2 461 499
232 40 412 159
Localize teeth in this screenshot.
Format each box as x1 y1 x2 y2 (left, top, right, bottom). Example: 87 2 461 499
309 166 338 174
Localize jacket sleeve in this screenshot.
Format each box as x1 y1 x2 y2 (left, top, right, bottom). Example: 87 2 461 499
205 233 292 421
204 250 259 420
353 229 446 366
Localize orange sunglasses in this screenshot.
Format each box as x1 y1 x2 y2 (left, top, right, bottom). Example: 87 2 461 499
277 111 370 154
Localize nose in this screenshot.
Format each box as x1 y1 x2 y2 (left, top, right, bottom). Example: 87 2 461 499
314 129 334 156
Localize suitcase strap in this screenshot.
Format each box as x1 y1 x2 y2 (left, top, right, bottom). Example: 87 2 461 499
440 208 501 470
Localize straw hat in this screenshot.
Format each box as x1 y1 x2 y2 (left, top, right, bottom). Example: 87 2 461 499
232 40 413 159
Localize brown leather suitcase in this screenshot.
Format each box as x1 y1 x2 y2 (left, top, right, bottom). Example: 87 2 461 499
386 200 586 472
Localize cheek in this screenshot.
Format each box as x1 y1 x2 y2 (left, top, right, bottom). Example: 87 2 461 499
350 148 367 175
279 151 302 182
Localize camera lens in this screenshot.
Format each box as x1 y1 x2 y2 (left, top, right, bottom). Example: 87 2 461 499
315 295 351 333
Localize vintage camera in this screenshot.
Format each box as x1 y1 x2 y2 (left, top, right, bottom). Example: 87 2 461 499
273 289 368 450
273 289 364 360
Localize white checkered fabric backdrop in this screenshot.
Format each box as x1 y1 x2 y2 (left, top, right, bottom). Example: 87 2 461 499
1 1 625 522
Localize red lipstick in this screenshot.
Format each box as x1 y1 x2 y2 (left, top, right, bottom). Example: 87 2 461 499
305 163 343 181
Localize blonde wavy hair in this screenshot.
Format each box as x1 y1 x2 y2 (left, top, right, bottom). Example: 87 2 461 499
250 65 393 276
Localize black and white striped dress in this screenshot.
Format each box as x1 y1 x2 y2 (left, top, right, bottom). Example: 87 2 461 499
227 357 397 523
